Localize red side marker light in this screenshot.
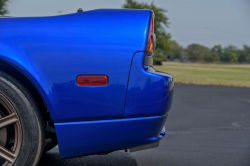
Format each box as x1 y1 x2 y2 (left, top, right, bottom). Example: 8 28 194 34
77 75 108 86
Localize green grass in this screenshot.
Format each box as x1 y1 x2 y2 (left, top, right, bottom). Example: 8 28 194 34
153 62 250 87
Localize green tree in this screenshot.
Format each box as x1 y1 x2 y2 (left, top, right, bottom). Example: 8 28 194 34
211 45 223 55
167 40 182 60
230 53 238 62
153 49 165 65
123 0 171 64
204 52 220 62
247 53 250 63
220 45 241 62
220 52 231 62
221 51 238 62
243 45 250 63
187 44 208 61
210 52 220 61
238 50 247 63
224 45 237 52
210 45 223 61
243 45 250 53
0 0 8 15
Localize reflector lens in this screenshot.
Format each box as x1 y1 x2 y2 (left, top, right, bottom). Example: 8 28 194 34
149 36 154 51
146 15 155 55
77 75 108 86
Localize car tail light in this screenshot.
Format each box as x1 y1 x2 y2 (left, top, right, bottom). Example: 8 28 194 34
146 14 155 56
77 75 108 86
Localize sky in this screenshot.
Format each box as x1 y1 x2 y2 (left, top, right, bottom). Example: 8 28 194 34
6 0 250 49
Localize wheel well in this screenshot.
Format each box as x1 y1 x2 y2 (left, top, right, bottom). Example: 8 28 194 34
0 59 58 149
0 59 48 113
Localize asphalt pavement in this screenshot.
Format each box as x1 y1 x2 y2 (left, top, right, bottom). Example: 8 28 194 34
38 84 250 166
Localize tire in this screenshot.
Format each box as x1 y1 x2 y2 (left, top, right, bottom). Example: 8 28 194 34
0 72 45 166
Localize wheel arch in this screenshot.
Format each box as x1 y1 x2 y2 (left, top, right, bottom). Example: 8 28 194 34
0 58 54 125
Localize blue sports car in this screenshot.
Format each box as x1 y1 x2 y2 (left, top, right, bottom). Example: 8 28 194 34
0 9 174 166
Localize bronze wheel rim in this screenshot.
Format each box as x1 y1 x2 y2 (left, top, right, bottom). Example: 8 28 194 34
0 93 22 165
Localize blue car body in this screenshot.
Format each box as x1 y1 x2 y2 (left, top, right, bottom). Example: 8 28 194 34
0 9 173 159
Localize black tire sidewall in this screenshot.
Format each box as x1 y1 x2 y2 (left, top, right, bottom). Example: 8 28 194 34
0 75 43 166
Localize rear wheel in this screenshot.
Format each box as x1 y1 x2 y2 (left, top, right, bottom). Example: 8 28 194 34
0 73 44 166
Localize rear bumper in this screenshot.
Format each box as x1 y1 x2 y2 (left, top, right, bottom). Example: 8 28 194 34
125 52 174 118
55 114 167 159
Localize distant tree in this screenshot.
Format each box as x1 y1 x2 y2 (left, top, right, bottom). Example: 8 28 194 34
210 52 220 62
230 53 238 62
204 45 227 62
243 45 250 53
210 45 223 61
123 0 171 65
220 45 239 62
247 54 250 63
187 44 208 61
221 51 239 62
211 45 223 55
153 49 165 65
167 40 182 60
243 45 250 63
238 51 247 63
220 51 231 62
204 52 220 62
203 53 212 62
0 0 8 15
224 45 237 52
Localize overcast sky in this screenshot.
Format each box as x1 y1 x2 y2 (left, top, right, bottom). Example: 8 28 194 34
6 0 250 49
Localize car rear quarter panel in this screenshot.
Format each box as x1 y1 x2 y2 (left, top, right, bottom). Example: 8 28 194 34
0 9 151 123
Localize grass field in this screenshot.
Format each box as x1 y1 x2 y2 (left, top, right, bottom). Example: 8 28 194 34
153 62 250 87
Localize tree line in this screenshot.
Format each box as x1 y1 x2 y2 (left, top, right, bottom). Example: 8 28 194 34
124 0 250 64
168 42 250 63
